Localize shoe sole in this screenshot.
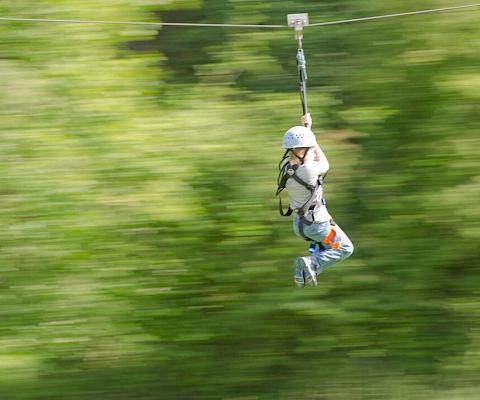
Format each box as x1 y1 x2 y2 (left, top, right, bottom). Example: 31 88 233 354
296 257 317 287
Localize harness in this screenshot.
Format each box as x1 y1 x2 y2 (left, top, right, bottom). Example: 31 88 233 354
276 157 325 240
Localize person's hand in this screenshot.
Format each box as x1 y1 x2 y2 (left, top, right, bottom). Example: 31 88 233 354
301 113 312 127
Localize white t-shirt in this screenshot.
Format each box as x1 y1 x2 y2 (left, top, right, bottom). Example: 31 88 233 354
283 150 331 222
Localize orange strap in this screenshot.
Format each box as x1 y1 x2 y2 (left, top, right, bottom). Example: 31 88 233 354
321 227 340 249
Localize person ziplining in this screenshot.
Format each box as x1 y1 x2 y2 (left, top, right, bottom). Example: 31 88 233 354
276 15 354 288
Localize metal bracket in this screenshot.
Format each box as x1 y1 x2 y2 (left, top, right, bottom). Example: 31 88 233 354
287 13 309 40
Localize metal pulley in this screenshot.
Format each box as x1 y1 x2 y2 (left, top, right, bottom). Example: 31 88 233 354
287 13 309 42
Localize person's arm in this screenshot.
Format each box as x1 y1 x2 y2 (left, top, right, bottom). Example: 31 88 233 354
312 142 329 174
302 113 329 173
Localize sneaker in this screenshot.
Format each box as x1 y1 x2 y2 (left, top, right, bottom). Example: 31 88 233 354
294 260 306 288
294 257 318 287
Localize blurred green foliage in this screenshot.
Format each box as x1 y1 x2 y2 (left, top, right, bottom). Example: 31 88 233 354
1 1 479 399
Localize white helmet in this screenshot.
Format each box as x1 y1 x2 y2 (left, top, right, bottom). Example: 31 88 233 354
282 126 316 149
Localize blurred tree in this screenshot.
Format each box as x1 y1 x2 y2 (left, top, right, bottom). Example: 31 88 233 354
0 1 479 399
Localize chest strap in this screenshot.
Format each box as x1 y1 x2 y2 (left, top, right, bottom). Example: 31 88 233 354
276 161 323 220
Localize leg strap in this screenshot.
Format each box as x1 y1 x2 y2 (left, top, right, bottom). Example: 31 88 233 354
321 226 341 249
298 220 311 241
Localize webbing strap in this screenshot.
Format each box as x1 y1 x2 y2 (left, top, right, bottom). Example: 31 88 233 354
321 227 341 249
290 172 315 191
278 197 293 216
299 221 341 248
276 161 324 221
298 219 310 241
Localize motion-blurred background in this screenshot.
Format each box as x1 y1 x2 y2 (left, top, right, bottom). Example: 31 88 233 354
1 1 479 399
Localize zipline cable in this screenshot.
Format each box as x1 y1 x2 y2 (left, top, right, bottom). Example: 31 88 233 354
0 17 284 28
0 4 478 29
308 3 480 26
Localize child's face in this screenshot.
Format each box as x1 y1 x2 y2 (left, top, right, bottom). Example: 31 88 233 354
294 147 311 158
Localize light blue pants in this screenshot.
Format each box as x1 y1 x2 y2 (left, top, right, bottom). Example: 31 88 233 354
293 215 354 274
